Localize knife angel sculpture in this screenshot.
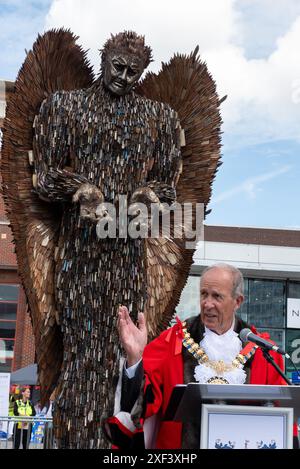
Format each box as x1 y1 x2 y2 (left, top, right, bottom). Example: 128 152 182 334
1 29 223 448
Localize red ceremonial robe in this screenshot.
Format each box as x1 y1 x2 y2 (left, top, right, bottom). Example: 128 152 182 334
142 319 286 449
106 317 292 449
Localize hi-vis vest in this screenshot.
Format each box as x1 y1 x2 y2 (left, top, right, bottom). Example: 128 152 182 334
8 396 15 417
16 400 33 429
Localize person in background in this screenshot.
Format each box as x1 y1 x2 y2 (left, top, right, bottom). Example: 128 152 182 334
8 393 16 439
43 391 55 449
13 387 36 449
45 392 55 420
34 400 47 417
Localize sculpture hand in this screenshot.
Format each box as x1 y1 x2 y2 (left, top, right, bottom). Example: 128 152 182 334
131 182 176 206
73 183 105 222
130 186 160 207
128 186 160 235
117 305 148 367
129 183 176 236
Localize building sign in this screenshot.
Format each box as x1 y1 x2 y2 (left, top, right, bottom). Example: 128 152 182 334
285 329 300 375
287 298 300 328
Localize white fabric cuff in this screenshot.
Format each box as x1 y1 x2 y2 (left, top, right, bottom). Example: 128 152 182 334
125 358 142 379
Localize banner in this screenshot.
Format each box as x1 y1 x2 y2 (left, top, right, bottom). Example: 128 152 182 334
287 298 300 328
0 373 10 439
0 373 10 416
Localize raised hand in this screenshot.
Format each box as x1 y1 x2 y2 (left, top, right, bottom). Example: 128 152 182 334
117 305 148 367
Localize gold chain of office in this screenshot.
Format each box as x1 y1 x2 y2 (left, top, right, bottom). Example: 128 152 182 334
181 321 257 384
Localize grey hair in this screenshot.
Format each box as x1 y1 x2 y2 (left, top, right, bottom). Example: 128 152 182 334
200 263 244 298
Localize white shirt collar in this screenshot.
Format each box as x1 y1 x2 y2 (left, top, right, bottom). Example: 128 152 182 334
195 317 246 385
201 318 242 363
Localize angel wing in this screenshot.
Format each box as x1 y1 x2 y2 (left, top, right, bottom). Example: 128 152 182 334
136 48 224 337
1 29 94 401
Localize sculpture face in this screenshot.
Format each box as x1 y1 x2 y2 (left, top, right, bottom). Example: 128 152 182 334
103 53 144 96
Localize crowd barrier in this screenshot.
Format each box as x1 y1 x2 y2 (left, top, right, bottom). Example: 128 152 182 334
0 416 54 449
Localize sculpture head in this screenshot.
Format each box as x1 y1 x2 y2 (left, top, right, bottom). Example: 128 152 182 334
101 31 152 96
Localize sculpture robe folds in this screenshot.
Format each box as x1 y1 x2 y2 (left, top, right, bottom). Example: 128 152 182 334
33 80 181 448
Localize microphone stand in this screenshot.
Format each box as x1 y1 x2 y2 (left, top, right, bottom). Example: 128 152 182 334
261 348 292 385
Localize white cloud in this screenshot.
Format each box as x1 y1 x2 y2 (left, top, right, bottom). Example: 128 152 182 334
204 15 300 147
235 0 300 59
211 165 292 206
45 0 240 74
43 0 300 149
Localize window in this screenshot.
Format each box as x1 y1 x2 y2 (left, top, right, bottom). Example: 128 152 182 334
0 303 17 320
288 282 300 299
0 339 14 372
0 321 16 338
176 276 200 321
248 279 285 328
257 328 285 351
238 278 248 323
0 284 19 301
0 284 19 372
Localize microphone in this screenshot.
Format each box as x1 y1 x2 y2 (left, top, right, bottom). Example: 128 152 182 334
239 328 290 359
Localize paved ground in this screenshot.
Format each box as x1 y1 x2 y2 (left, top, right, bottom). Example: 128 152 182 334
0 438 44 449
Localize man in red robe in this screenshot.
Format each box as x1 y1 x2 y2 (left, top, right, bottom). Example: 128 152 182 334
106 263 294 449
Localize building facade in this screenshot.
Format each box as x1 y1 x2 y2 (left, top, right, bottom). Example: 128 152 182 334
176 225 300 380
0 79 35 373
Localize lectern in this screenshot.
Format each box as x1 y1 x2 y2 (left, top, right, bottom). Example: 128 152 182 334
164 383 300 449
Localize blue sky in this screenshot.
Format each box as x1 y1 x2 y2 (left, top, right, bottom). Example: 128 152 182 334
0 0 299 230
0 0 52 80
